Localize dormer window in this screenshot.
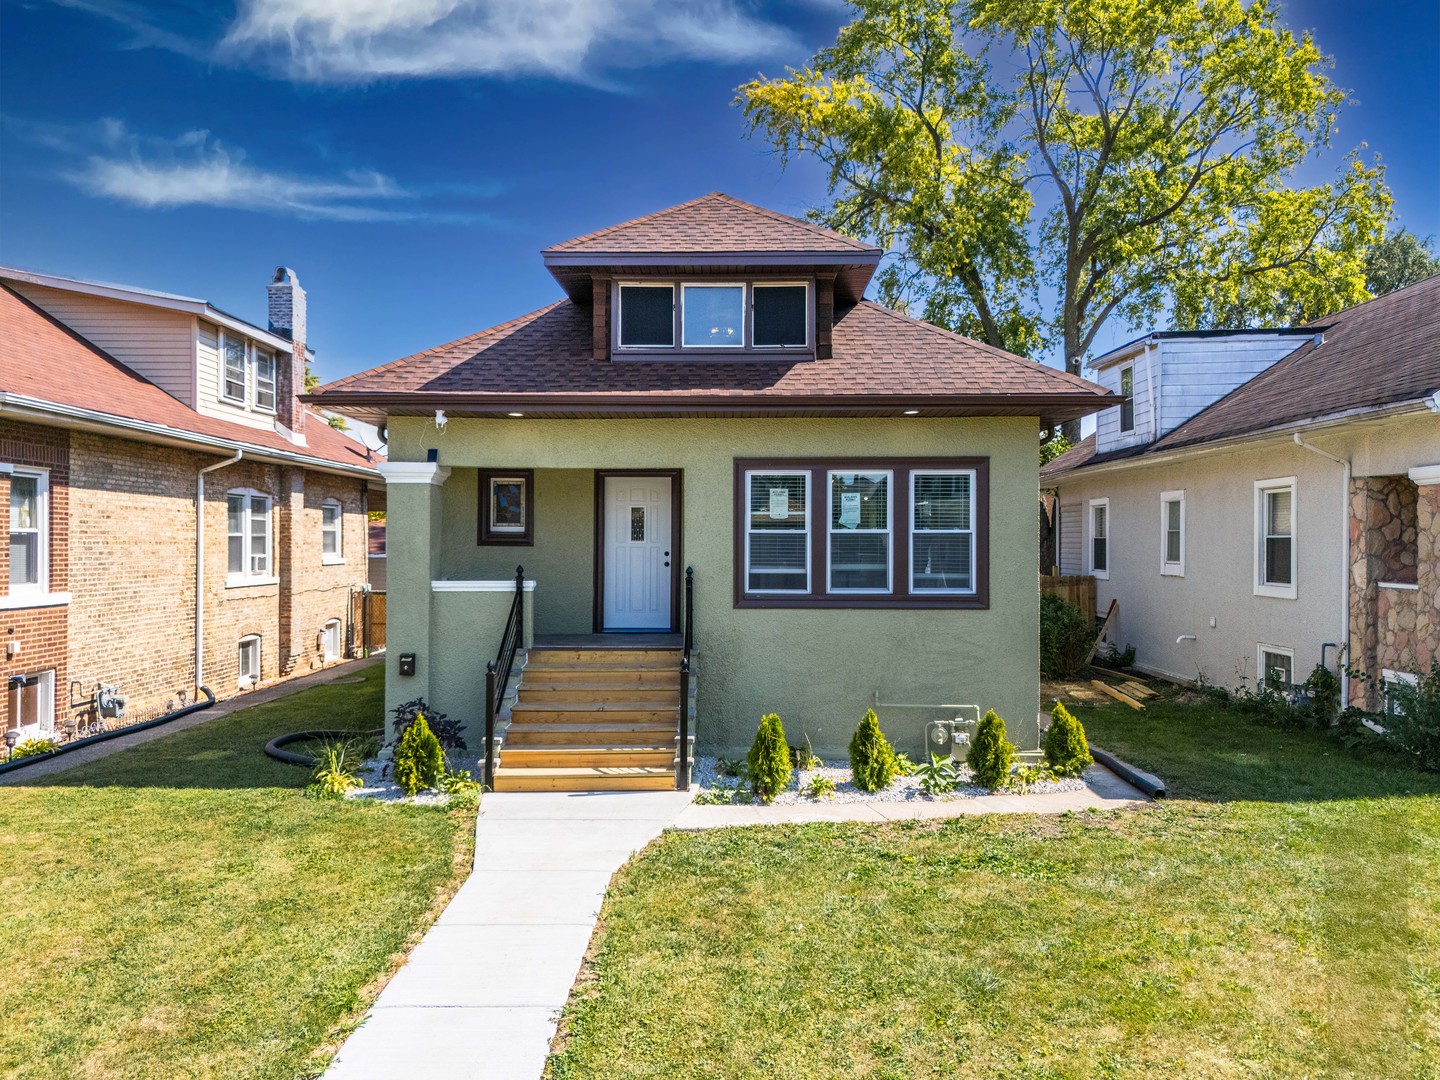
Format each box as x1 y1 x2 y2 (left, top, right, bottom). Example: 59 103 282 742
615 280 810 355
219 329 279 414
1119 366 1135 432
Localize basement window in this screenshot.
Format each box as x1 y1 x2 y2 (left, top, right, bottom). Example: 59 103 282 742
238 636 261 688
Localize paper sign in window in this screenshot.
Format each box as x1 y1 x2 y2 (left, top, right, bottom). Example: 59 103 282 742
839 492 861 529
768 488 790 520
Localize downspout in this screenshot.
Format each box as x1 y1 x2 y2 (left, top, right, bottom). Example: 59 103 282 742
1293 433 1351 705
197 451 244 690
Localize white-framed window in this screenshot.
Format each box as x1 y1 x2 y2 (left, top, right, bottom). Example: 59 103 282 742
910 470 976 594
1119 366 1135 432
8 467 48 596
828 470 892 593
322 619 342 662
221 330 248 403
254 348 277 412
743 470 810 593
1257 644 1295 691
6 669 54 738
227 490 274 585
1381 669 1419 717
321 499 343 564
681 283 744 348
238 635 261 688
1160 490 1184 576
1088 498 1110 580
1254 477 1297 599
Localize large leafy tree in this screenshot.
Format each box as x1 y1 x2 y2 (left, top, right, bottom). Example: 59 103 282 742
740 0 1390 435
1363 228 1440 299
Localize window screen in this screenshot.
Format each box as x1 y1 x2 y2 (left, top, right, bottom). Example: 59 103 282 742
829 471 890 591
753 285 807 347
682 285 744 347
911 472 974 592
746 472 809 592
618 285 674 347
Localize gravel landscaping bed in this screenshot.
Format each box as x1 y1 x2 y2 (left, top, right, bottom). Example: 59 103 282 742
348 750 483 805
691 755 1086 804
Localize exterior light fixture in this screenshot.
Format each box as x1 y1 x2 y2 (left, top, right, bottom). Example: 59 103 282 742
507 412 524 418
434 409 448 429
903 409 920 416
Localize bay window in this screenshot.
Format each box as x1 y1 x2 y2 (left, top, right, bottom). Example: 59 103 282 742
735 458 988 609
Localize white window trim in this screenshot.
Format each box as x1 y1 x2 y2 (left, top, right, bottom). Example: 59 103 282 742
1254 476 1298 600
680 282 746 350
321 498 345 565
7 669 55 738
1088 497 1110 581
909 469 977 596
220 329 249 405
1257 643 1295 690
1118 366 1135 433
226 488 274 587
743 470 810 594
750 281 809 349
826 469 894 595
7 465 50 598
1160 490 1185 577
238 635 261 688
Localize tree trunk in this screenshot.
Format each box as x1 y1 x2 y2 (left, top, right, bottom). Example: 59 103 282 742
1060 319 1082 444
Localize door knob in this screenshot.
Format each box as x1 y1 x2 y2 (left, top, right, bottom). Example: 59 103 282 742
664 551 670 557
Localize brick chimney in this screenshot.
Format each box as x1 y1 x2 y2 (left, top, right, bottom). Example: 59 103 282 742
267 267 307 440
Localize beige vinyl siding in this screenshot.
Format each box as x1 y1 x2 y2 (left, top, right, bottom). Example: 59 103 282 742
195 320 273 430
13 283 197 406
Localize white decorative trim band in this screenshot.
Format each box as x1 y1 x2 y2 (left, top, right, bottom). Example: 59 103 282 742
1408 464 1440 486
432 580 537 593
379 461 451 485
0 591 71 610
1379 581 1420 591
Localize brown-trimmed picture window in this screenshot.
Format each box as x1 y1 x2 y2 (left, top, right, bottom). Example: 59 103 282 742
478 469 534 546
734 458 989 609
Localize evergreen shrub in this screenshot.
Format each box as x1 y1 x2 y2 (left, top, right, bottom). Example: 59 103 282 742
1043 701 1093 777
967 710 1016 789
393 713 445 796
848 709 899 793
747 714 792 803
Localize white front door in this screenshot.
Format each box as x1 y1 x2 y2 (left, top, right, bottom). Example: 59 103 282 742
602 475 673 631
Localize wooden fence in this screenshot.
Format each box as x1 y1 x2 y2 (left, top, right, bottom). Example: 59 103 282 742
1040 574 1096 624
350 590 387 656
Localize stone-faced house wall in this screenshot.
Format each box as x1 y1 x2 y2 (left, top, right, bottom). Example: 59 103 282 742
1349 474 1438 708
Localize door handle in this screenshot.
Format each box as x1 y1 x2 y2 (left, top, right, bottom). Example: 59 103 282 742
664 551 670 557
664 561 671 567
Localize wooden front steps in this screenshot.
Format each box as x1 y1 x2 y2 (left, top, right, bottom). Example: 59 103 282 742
493 645 686 792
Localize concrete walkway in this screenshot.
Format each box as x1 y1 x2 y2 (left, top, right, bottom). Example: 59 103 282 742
325 790 693 1080
325 765 1147 1080
0 657 382 785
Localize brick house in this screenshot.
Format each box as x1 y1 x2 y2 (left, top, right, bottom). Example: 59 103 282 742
0 266 383 742
1042 276 1440 711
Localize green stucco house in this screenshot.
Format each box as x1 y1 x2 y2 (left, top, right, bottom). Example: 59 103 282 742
309 193 1115 791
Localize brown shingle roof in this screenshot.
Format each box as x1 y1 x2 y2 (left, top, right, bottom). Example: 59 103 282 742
1151 276 1440 452
312 298 1115 423
544 193 879 256
0 284 381 475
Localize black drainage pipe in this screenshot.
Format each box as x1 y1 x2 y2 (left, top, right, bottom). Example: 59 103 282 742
0 686 217 777
1088 743 1166 798
265 729 384 768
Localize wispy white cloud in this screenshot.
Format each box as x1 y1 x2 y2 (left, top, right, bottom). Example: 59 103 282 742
57 0 805 84
10 118 451 221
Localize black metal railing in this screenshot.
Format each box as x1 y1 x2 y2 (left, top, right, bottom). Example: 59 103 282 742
483 565 525 790
676 566 694 790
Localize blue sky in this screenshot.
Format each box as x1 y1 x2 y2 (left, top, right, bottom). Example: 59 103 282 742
1 0 1436 385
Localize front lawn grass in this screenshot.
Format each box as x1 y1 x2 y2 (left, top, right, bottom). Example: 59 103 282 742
0 663 473 1079
548 692 1440 1079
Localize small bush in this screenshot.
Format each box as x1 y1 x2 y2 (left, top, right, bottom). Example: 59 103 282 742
1101 642 1136 669
308 739 365 798
715 756 747 779
393 713 445 796
1040 594 1096 678
803 774 837 800
848 709 899 793
1375 659 1440 770
1303 663 1342 726
789 739 820 770
915 753 958 796
391 698 466 751
966 710 1016 789
1043 701 1093 777
10 738 58 760
747 714 793 803
893 751 916 777
1007 762 1058 794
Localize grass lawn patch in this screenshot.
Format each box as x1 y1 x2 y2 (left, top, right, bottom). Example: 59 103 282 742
0 664 473 1079
548 691 1440 1079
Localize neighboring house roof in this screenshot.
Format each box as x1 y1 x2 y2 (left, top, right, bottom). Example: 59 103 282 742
1042 276 1440 480
0 264 307 357
544 192 879 257
0 284 380 477
310 297 1117 426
